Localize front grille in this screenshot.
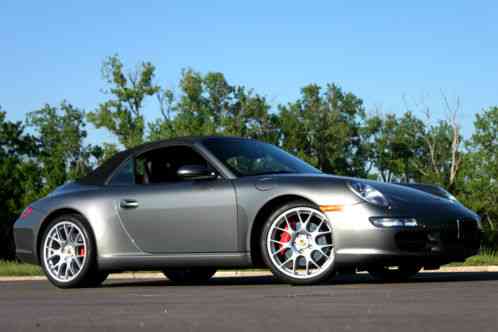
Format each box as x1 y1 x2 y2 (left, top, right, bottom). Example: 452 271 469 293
431 219 481 252
395 219 481 253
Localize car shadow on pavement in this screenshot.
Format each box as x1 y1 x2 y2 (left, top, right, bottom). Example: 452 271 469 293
101 271 498 288
102 276 279 288
333 271 498 285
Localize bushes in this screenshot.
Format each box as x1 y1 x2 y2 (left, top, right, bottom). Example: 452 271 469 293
481 229 498 251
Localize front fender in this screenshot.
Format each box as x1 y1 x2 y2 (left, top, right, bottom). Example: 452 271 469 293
233 175 363 253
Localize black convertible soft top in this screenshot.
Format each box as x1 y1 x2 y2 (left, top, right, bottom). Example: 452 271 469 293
77 149 132 186
77 136 250 185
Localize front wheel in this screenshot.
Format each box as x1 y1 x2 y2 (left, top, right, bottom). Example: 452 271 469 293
261 201 336 285
162 268 217 283
368 264 422 281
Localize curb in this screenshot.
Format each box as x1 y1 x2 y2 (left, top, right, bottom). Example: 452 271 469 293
1 266 498 282
432 266 498 273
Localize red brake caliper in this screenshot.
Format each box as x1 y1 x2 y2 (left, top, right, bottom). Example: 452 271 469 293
278 224 293 256
78 247 86 257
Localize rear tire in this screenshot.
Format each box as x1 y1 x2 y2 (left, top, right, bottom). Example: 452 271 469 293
162 268 217 283
368 264 421 281
40 214 100 288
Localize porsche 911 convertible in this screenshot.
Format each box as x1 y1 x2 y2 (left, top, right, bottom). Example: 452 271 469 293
14 136 482 288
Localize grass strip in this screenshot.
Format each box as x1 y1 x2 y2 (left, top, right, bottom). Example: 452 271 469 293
445 249 498 267
0 261 43 276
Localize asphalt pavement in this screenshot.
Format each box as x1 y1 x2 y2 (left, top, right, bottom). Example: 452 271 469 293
1 272 498 332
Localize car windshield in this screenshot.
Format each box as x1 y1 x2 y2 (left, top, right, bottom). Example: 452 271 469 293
202 139 321 177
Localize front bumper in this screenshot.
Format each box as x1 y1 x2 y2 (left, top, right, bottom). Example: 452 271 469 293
328 202 482 268
335 226 481 268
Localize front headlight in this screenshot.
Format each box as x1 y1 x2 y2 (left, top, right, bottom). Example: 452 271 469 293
349 181 390 207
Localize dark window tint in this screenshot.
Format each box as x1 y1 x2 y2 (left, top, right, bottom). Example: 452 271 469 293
135 145 210 184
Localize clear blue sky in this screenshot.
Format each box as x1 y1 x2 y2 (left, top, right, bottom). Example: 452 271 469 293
1 1 497 144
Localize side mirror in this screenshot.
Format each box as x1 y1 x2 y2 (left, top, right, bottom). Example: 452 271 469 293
176 165 217 180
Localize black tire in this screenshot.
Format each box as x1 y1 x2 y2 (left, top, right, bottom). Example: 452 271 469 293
162 268 217 283
40 214 100 288
368 264 421 282
260 200 337 285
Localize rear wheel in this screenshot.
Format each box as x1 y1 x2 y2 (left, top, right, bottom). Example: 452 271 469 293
40 214 101 288
368 264 421 281
162 268 217 283
261 201 336 285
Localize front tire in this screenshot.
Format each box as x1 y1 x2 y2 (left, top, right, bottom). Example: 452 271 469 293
261 201 336 285
162 268 217 283
40 214 100 288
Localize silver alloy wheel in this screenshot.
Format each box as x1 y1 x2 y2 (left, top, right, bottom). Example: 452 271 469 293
266 207 335 280
43 221 87 283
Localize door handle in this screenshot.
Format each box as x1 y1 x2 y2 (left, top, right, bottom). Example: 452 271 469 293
120 199 139 209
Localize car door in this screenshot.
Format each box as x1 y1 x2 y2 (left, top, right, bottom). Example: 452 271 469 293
112 145 238 254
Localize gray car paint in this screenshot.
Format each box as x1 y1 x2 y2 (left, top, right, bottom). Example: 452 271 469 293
13 137 481 272
114 179 237 253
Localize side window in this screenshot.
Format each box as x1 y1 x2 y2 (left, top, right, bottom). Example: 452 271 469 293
109 158 135 186
135 145 211 185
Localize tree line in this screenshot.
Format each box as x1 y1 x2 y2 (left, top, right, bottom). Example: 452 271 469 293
1 55 497 260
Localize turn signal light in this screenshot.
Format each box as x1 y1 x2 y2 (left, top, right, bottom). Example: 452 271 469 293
320 205 343 212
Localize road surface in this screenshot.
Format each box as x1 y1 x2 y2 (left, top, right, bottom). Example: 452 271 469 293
1 272 498 331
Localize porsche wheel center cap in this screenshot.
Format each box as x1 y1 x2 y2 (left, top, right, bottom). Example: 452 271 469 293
294 234 311 251
62 245 76 257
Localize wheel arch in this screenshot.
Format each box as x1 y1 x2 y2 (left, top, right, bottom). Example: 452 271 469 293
248 194 319 267
36 207 95 264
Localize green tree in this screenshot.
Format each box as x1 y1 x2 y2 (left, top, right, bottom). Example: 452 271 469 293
415 120 463 190
148 87 177 140
403 96 464 191
27 102 94 195
279 83 367 176
163 69 217 137
223 86 280 144
88 55 160 148
149 69 279 143
0 108 40 260
365 112 426 182
459 107 498 248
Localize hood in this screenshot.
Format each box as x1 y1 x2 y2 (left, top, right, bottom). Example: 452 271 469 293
366 180 450 206
349 178 477 221
263 173 453 207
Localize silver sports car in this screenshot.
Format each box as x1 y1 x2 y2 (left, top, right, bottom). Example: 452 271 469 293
14 137 482 288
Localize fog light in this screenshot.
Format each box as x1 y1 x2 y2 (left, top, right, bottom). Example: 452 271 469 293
370 217 418 228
